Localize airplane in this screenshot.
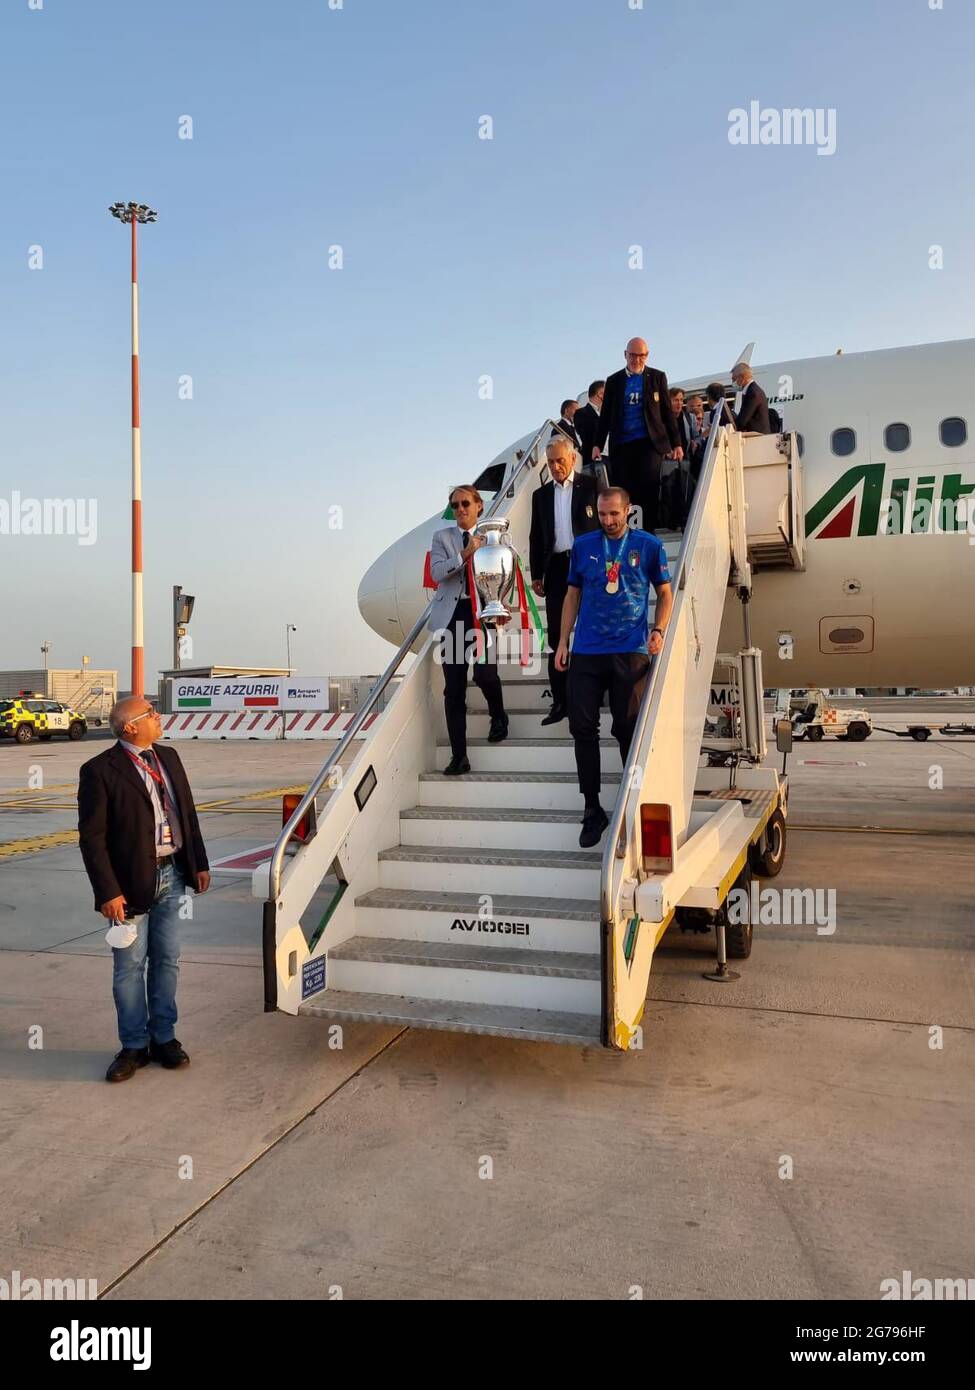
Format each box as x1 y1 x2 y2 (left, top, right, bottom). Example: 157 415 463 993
358 338 975 688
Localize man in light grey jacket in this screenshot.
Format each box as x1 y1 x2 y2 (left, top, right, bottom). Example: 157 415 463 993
428 484 508 775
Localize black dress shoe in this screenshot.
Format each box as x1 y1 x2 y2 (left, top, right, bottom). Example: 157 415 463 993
149 1038 190 1069
105 1047 150 1083
487 717 509 743
443 755 471 776
540 705 566 726
579 806 609 848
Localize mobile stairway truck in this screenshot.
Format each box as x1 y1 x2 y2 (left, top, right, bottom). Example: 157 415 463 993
255 410 805 1050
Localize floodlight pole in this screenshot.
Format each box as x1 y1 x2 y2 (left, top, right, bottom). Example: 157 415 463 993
109 201 157 698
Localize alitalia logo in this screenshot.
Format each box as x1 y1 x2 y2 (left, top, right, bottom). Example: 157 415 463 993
805 464 975 539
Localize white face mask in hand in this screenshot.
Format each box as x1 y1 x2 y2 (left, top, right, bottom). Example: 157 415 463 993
105 916 144 949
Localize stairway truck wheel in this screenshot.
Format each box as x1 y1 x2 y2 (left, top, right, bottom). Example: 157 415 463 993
720 866 753 960
749 808 787 879
847 721 870 741
806 725 825 742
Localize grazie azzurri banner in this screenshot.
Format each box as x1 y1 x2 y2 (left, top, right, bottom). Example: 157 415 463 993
171 677 329 710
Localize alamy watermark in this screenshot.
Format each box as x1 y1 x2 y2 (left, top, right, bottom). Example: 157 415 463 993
0 492 97 545
728 102 837 157
728 883 837 935
881 1270 974 1300
1 1268 98 1299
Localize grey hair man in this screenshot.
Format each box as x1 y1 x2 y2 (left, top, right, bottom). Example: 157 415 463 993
78 696 210 1083
731 362 771 433
529 438 600 724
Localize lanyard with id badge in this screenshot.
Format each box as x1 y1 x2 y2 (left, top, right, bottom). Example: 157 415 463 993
123 747 175 851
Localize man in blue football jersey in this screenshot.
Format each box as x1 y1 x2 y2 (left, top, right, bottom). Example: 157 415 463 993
555 487 673 847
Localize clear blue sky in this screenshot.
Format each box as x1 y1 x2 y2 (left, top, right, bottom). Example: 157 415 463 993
1 0 971 686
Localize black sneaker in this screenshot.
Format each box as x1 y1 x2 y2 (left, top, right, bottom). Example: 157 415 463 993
540 706 566 726
579 806 609 848
149 1038 190 1069
487 717 509 743
443 755 471 776
105 1047 150 1083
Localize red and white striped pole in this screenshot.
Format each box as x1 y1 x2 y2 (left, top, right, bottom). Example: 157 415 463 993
130 213 143 698
109 202 156 699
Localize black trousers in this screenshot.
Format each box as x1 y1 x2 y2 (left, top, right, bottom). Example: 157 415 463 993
567 651 651 804
609 438 662 532
542 550 571 710
440 598 505 759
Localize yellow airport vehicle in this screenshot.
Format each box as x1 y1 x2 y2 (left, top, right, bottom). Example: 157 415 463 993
0 697 88 745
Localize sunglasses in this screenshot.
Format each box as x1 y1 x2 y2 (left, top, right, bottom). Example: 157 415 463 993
449 499 476 509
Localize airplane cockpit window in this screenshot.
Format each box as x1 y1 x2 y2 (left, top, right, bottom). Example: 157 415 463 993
940 417 967 448
884 422 911 452
472 461 507 494
831 427 856 456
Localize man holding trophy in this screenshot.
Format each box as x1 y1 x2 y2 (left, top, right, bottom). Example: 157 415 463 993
428 485 510 776
555 487 673 848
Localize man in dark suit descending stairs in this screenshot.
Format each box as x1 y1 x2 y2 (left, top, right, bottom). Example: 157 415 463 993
529 436 600 727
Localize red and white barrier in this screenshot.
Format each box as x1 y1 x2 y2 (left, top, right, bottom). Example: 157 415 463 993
160 710 385 741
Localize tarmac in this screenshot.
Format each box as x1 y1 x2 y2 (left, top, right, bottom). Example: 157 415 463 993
1 706 973 1301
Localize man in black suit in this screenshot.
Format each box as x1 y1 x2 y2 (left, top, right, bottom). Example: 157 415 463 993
573 380 605 473
529 436 600 724
78 696 210 1083
551 399 580 449
593 338 682 532
732 362 771 433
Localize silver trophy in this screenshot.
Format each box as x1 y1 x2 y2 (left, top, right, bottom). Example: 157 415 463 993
471 518 517 626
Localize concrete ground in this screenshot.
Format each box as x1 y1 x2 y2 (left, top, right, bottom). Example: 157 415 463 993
0 716 973 1300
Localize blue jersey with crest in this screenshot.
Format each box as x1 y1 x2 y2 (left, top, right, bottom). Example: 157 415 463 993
566 528 670 654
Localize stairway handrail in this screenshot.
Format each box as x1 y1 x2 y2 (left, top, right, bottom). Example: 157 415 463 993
599 402 735 927
265 418 562 901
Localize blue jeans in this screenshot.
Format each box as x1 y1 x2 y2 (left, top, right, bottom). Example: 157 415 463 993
112 860 185 1049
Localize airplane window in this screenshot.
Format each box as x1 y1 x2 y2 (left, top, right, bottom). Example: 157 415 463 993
472 462 507 493
884 422 911 452
796 433 805 457
831 428 856 457
940 417 967 448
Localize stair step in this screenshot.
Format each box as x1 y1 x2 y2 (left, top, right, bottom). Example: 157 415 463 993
453 737 615 747
400 804 586 850
435 737 615 773
417 771 620 811
298 990 602 1046
402 805 581 822
377 842 602 896
330 935 599 978
449 711 605 739
327 934 599 1011
354 886 598 922
353 886 598 953
419 771 620 782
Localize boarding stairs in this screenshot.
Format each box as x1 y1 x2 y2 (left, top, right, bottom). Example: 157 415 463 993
258 420 804 1049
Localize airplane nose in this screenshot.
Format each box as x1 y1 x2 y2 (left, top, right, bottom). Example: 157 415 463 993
357 547 402 643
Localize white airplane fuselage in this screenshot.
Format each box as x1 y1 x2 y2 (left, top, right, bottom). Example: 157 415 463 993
359 340 975 688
